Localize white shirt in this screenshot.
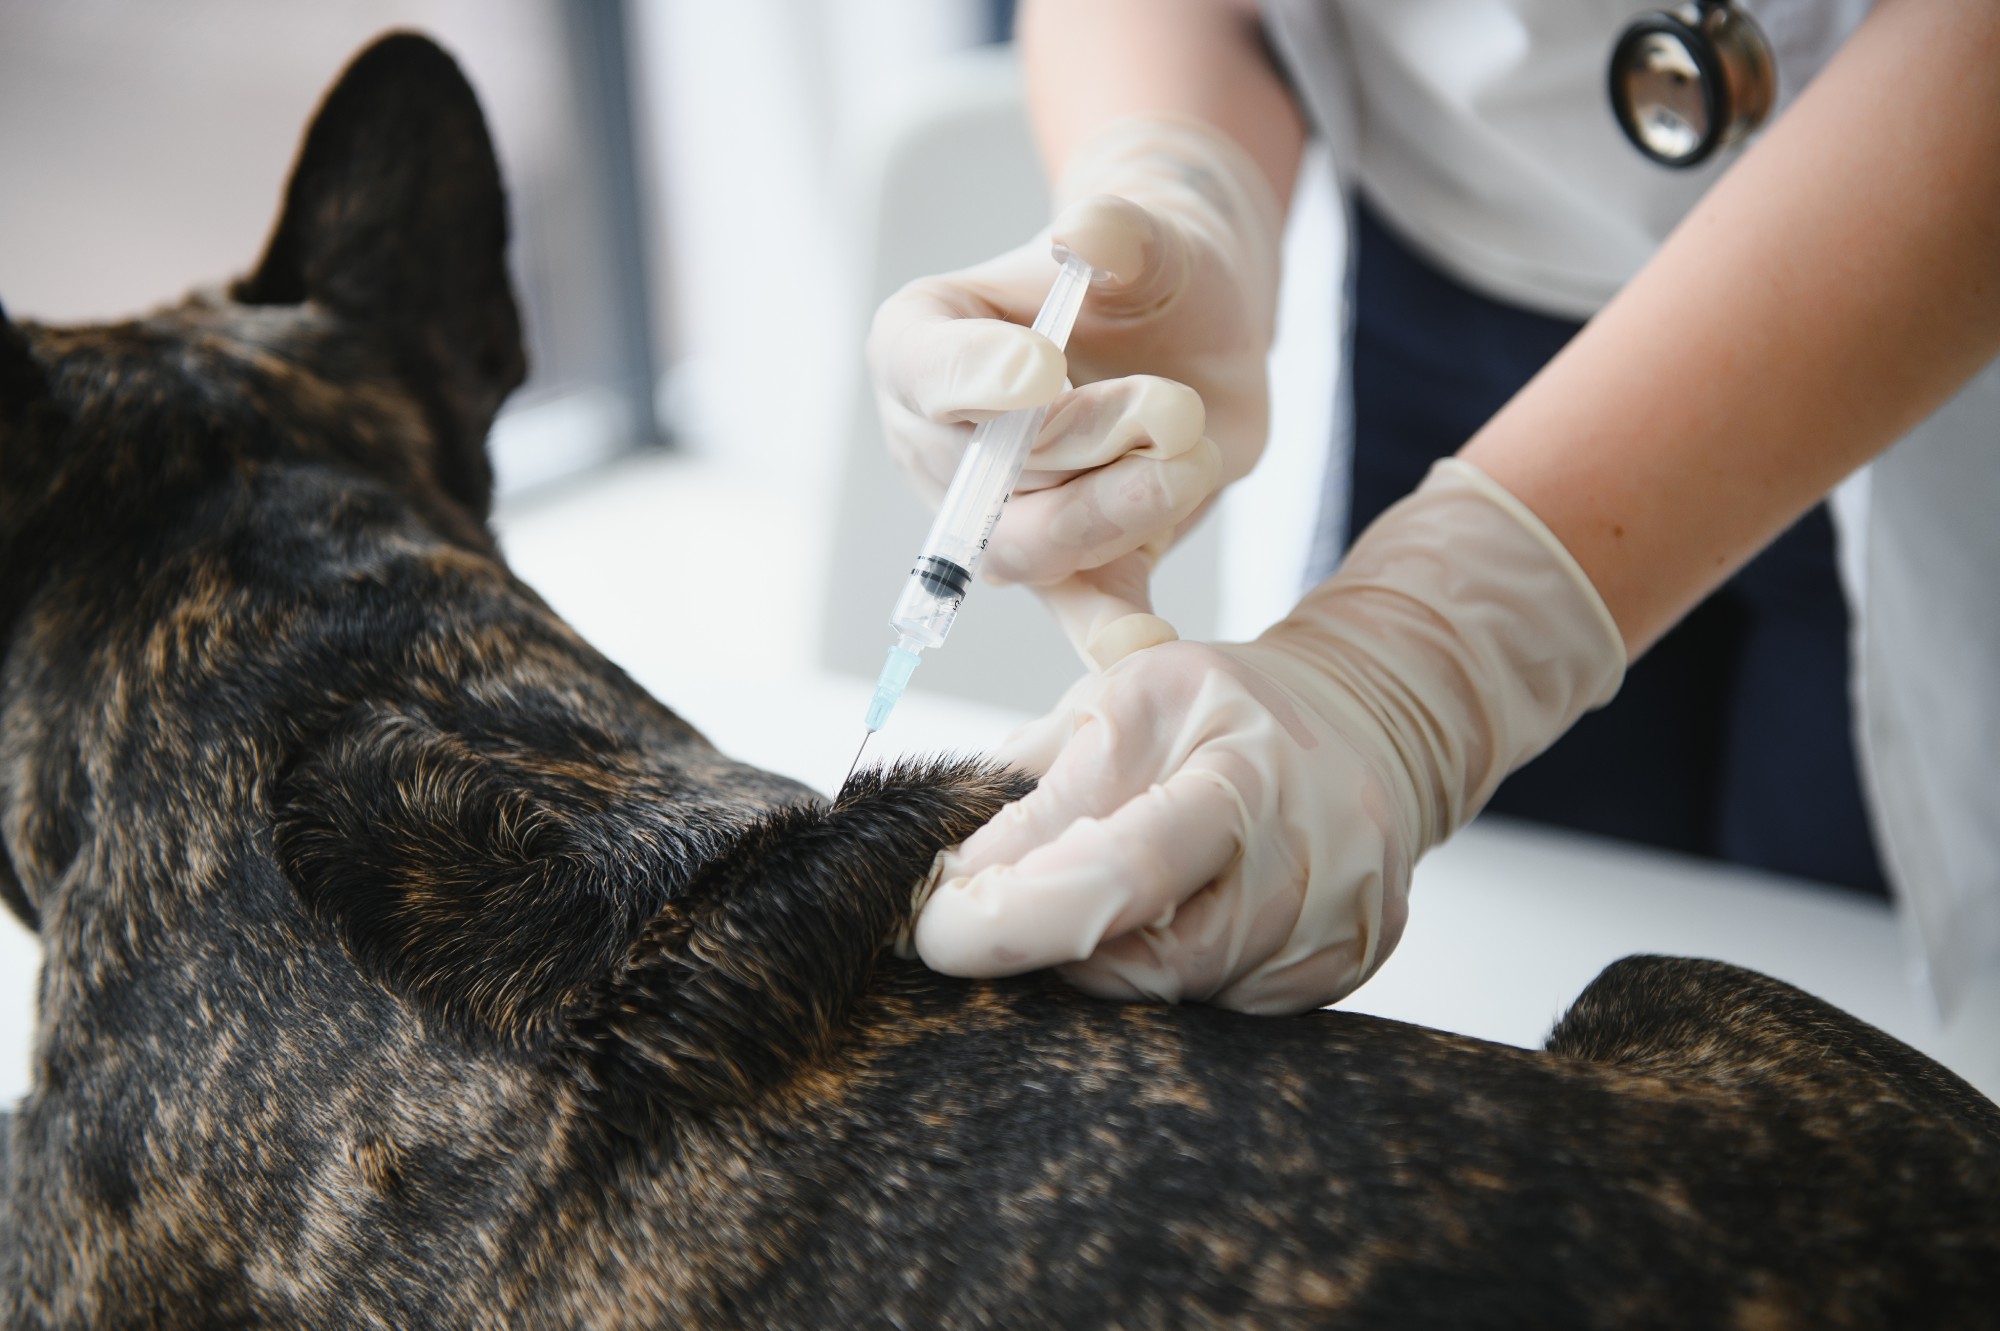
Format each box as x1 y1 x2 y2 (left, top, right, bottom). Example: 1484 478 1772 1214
1265 0 1870 317
1262 0 2000 1011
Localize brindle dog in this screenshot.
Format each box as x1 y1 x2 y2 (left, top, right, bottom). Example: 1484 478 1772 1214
0 32 1994 1330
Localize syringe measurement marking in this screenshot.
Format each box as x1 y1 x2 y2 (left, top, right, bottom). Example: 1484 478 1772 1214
975 491 1014 553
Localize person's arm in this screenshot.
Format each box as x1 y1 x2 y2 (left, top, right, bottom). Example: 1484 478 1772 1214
1466 0 2000 655
1018 0 1305 206
914 0 2000 1014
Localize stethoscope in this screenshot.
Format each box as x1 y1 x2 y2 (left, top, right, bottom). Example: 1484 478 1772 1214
1608 2 1776 168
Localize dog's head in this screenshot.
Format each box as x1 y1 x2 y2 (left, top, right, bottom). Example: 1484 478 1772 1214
0 33 524 648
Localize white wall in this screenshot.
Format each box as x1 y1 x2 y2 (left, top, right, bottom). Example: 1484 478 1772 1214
632 0 986 496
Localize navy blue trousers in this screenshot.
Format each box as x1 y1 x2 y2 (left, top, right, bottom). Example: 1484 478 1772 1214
1340 202 1886 895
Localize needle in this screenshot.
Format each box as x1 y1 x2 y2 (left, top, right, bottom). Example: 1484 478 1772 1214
842 730 873 789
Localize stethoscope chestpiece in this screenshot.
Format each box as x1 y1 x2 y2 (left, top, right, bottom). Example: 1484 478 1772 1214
1609 1 1775 168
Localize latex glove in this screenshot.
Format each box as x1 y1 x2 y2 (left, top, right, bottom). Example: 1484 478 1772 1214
867 115 1283 648
911 460 1627 1014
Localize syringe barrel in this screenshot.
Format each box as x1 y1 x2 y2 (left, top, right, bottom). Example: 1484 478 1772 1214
888 252 1096 649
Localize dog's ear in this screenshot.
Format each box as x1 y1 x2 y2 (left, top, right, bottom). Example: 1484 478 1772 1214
0 301 57 928
0 301 64 564
0 302 51 438
234 33 525 520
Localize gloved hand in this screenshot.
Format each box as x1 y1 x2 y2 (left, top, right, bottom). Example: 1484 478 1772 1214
909 460 1628 1014
867 115 1284 659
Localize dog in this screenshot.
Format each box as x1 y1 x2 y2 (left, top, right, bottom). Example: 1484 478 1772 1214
1 32 1995 1330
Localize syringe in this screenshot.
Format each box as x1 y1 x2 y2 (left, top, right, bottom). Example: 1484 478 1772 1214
850 248 1099 771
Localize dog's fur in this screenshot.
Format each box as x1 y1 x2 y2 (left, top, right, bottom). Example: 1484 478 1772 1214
1 33 1996 1330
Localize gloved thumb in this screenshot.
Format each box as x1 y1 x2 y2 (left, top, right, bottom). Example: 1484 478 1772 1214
1036 550 1179 671
1048 195 1185 321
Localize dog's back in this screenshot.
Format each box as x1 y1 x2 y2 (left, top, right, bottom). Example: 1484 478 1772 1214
1 33 1995 1330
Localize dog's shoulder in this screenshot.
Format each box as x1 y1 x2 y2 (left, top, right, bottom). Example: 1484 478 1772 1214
555 760 1031 1124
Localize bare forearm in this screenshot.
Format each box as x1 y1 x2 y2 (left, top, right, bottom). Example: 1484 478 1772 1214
1461 0 2000 655
1018 0 1305 205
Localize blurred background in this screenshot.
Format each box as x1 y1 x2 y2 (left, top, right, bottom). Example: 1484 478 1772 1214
0 0 1340 723
0 0 1993 1109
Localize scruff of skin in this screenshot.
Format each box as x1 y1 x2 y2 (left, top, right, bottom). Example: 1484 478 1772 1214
1 31 1996 1330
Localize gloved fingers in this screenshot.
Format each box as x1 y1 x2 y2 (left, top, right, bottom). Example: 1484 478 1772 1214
879 410 975 501
984 435 1221 586
1053 732 1296 1000
872 249 1052 334
1049 891 1245 1002
985 704 1081 783
868 295 1068 427
1019 374 1205 474
891 375 1212 507
984 375 1216 583
1034 553 1180 671
989 648 1283 878
1095 829 1325 1012
913 769 1244 978
1211 937 1372 1016
956 669 1198 881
